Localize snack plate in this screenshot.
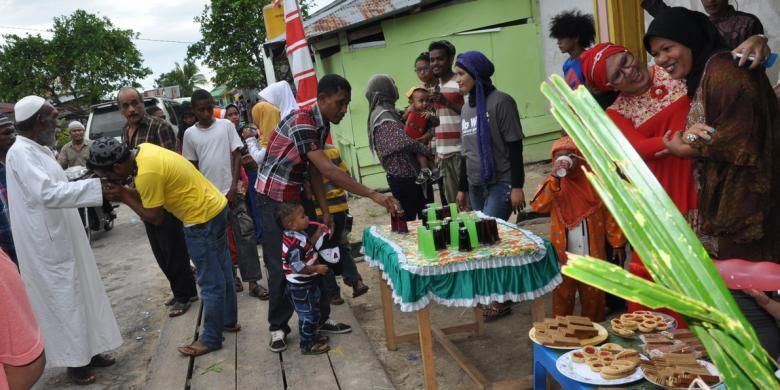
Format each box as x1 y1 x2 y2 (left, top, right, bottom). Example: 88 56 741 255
529 323 608 350
608 311 678 339
555 350 645 386
641 359 723 390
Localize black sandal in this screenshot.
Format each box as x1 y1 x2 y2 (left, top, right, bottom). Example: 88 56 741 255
67 366 96 385
481 303 512 321
169 301 191 317
89 354 116 368
301 341 330 355
249 285 269 300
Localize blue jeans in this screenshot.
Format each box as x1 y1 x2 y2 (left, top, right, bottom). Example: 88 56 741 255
468 182 512 221
287 282 321 348
183 207 237 349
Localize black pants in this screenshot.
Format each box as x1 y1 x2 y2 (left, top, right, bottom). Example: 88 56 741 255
733 290 780 359
228 198 262 282
387 175 426 221
321 211 362 298
144 210 198 303
260 195 331 332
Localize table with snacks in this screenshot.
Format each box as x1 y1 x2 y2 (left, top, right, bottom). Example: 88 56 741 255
362 210 562 390
530 312 726 389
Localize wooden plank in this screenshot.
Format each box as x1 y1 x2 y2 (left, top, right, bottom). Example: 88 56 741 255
236 292 285 390
189 304 237 389
379 274 398 351
282 309 339 390
327 298 394 390
395 321 479 343
531 297 545 323
145 301 201 390
474 307 485 336
431 327 488 390
417 307 438 390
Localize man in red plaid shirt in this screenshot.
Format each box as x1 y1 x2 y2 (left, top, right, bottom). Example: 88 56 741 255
257 74 401 352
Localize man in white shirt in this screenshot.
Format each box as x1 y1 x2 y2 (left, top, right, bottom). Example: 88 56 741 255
6 96 122 385
183 90 266 298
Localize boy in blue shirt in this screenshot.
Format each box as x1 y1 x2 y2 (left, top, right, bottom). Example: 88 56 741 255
549 10 596 89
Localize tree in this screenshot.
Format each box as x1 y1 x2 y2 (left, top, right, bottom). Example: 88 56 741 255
0 10 151 105
155 59 208 96
188 0 316 90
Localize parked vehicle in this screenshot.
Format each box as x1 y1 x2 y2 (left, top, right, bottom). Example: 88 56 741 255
86 97 182 141
63 166 118 243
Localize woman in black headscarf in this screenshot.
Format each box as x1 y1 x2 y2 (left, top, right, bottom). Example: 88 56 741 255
647 7 780 359
366 74 432 220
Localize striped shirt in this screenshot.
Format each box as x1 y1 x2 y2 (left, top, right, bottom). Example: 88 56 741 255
433 78 464 156
256 105 329 202
314 145 349 216
122 115 178 151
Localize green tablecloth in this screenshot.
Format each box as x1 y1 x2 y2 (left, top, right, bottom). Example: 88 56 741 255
362 217 562 312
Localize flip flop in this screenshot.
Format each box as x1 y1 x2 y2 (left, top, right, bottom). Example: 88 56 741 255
169 301 191 317
178 341 217 357
67 366 96 385
249 285 269 300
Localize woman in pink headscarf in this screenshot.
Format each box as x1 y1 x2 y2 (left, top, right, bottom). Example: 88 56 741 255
580 42 695 326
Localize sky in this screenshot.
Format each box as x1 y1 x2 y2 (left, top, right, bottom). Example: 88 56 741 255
0 0 332 92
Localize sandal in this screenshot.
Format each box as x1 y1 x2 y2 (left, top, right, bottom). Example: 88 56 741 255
249 284 269 300
169 301 191 317
178 341 217 357
89 354 116 368
224 323 242 332
352 280 369 298
481 302 512 321
301 341 330 355
316 334 330 343
67 366 96 385
234 274 244 292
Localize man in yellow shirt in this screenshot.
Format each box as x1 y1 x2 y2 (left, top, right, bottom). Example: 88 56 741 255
88 137 237 357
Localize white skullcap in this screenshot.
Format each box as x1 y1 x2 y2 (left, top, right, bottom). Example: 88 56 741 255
14 96 46 122
68 121 85 130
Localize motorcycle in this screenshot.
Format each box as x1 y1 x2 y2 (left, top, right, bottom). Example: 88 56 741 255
63 166 118 243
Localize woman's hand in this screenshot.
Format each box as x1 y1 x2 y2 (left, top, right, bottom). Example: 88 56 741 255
663 130 699 158
511 188 525 213
732 35 771 70
682 123 715 144
455 191 470 212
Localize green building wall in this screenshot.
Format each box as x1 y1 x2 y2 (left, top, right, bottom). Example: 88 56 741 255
312 0 561 189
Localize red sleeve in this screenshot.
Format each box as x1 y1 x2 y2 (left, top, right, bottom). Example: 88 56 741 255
607 109 665 160
0 256 44 368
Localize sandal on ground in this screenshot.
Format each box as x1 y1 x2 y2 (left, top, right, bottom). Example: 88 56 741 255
169 301 191 317
352 281 369 298
481 303 512 321
249 284 269 300
165 295 199 306
234 275 244 292
301 341 330 355
224 323 242 332
89 353 116 368
317 334 330 343
178 341 217 357
67 366 96 385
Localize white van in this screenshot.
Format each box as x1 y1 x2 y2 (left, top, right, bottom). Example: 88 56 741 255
85 97 182 141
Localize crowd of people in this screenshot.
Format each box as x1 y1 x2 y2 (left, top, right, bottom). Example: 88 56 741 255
1 0 779 387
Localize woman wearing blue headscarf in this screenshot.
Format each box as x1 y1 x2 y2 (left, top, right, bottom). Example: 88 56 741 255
454 51 526 320
454 51 526 220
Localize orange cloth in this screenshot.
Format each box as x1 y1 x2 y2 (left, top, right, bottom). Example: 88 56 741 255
531 174 626 321
550 137 604 229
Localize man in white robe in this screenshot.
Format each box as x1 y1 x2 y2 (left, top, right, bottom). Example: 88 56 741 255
6 96 122 385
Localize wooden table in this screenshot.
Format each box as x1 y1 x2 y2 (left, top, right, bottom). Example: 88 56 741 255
362 217 561 389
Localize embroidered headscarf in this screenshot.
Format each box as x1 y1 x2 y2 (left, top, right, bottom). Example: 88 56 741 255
580 42 629 92
455 51 497 184
365 74 402 155
550 136 603 229
643 7 726 97
258 81 299 118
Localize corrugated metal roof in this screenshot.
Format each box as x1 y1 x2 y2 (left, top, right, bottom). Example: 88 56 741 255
304 0 423 38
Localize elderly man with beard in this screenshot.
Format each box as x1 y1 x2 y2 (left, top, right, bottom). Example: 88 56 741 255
6 96 122 385
117 87 198 317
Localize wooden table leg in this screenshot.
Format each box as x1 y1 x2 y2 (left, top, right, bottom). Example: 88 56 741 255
417 307 438 390
531 297 545 323
473 307 485 336
379 276 398 351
